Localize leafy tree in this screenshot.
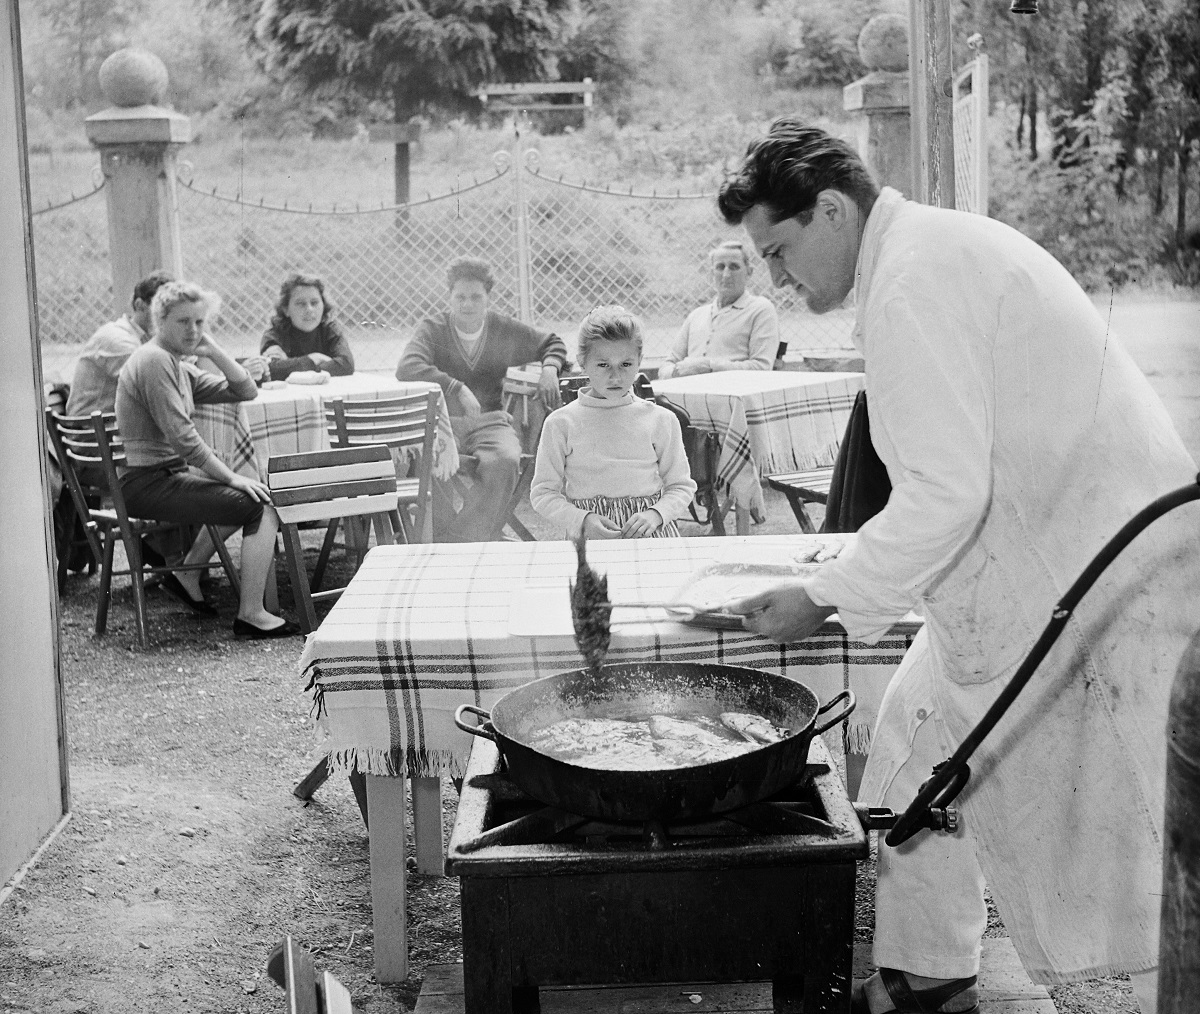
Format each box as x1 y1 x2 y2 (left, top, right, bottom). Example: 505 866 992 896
34 0 136 107
253 0 571 127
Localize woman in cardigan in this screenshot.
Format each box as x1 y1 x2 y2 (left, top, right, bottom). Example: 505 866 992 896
116 281 298 638
260 272 355 380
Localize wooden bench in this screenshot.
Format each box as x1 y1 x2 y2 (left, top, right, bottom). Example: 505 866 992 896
267 935 359 1013
766 467 835 534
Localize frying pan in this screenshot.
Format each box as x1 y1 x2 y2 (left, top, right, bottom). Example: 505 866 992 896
455 661 854 822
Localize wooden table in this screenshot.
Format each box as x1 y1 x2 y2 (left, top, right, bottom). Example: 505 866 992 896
298 536 918 983
652 371 864 534
193 372 458 481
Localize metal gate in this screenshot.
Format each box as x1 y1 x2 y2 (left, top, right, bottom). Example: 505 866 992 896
953 43 989 216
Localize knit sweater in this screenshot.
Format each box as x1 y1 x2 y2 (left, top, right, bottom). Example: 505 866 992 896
260 318 355 379
530 390 697 537
396 311 567 413
116 343 258 471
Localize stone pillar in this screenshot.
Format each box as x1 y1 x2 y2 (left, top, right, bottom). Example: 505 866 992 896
85 49 189 319
843 14 912 198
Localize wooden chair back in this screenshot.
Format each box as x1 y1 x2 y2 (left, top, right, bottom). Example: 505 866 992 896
325 389 440 540
267 444 401 632
268 444 399 526
50 410 128 529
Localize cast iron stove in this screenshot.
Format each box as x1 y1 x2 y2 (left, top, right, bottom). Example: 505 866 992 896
445 735 867 1013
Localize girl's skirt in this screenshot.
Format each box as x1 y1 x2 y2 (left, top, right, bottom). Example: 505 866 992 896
569 494 681 538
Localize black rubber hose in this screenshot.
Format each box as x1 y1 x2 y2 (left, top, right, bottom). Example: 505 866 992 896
886 475 1200 848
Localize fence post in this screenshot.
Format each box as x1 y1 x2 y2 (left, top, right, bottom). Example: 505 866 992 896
844 14 913 198
84 49 188 318
511 124 534 324
908 0 956 208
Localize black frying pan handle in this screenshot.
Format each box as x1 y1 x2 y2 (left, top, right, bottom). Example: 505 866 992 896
454 704 497 742
811 690 856 737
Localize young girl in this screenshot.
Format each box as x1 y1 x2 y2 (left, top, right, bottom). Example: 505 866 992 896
531 306 697 539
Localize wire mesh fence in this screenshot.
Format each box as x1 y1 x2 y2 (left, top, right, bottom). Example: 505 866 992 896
33 147 856 374
30 182 112 347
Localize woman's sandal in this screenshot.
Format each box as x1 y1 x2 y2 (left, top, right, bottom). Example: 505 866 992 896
850 969 980 1014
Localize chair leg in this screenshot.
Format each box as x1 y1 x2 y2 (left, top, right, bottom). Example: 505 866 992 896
281 523 318 634
125 533 151 648
207 525 242 599
781 491 817 533
96 532 117 636
370 513 391 549
311 519 339 593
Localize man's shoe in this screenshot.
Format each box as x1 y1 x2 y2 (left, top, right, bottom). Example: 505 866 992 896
233 618 301 639
851 970 979 1014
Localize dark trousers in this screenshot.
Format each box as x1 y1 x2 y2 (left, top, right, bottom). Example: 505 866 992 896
120 464 264 535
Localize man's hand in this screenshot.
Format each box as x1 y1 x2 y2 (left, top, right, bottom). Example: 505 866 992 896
228 474 273 504
582 513 622 539
308 352 333 367
672 357 713 378
726 580 836 643
538 365 562 410
621 509 663 539
263 345 287 362
457 385 483 417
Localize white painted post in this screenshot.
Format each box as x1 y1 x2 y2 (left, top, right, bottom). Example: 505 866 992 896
512 128 534 324
365 773 408 983
84 49 189 318
908 0 956 207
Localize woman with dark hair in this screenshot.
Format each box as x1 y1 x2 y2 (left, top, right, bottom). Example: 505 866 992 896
260 272 355 380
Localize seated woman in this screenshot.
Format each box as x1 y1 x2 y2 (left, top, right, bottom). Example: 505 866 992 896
260 272 355 380
115 281 298 638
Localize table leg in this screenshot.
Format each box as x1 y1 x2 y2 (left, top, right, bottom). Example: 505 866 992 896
735 503 751 535
411 775 444 875
365 774 408 983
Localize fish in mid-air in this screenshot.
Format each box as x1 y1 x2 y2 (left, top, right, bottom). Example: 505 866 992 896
569 533 610 676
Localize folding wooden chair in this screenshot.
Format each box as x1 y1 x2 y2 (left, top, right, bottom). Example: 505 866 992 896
267 935 359 1013
47 410 241 647
44 385 98 592
766 467 835 534
324 390 439 553
267 444 403 635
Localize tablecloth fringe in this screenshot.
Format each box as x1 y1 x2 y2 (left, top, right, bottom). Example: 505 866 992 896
324 746 467 780
715 439 843 496
845 721 872 756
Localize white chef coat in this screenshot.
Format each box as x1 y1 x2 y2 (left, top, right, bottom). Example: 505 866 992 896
807 188 1199 983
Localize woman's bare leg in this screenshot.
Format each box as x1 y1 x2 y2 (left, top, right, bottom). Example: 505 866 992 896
236 507 283 627
173 526 235 599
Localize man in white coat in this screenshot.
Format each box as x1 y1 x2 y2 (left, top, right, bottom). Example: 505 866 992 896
720 118 1198 1014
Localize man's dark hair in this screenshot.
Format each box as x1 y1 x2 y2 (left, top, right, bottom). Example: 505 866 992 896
718 117 880 226
132 270 173 306
446 256 495 293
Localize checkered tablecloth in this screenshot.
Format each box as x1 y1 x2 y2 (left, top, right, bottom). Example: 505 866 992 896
299 535 918 778
652 371 865 512
193 373 458 481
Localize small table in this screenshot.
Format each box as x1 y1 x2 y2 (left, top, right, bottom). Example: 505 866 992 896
652 371 864 534
299 536 918 983
193 373 458 481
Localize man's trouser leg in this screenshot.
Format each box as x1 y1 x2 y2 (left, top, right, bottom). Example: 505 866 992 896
861 627 989 979
451 417 521 543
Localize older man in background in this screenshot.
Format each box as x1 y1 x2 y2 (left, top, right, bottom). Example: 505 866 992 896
657 240 779 378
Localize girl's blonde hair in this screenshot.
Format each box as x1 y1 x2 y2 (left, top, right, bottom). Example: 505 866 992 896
151 281 221 335
577 304 644 361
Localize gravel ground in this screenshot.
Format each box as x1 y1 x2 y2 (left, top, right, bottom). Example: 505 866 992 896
0 490 1144 1013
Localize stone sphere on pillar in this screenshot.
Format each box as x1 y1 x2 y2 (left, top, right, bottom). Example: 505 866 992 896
98 48 170 108
858 13 909 73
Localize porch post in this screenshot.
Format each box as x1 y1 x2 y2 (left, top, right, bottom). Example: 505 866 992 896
84 49 189 318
